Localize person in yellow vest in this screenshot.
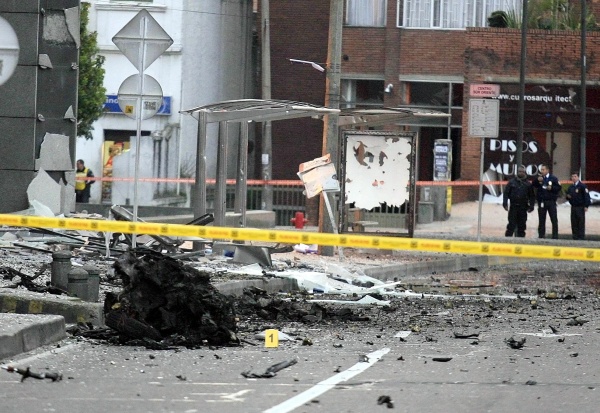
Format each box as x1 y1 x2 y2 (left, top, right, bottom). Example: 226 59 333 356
75 159 95 203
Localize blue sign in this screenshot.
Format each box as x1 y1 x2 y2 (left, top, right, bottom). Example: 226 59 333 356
104 94 172 115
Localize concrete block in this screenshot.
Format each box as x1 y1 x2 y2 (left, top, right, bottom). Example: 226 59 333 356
0 12 40 64
0 170 35 213
35 133 72 171
27 169 61 214
0 313 65 360
0 66 38 118
37 68 78 119
0 118 37 170
0 1 40 13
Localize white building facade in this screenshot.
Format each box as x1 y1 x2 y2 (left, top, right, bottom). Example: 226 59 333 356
77 0 254 205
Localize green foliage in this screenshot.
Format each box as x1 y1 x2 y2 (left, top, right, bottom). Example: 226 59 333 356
488 11 509 28
489 0 599 31
78 2 106 140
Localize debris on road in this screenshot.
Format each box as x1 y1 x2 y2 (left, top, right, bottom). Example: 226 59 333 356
1 365 62 382
241 358 298 378
377 395 394 408
505 336 526 349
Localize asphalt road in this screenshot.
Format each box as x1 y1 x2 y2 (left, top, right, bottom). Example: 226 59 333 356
2 282 599 413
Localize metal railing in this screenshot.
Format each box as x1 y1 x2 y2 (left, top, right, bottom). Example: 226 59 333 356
202 180 307 226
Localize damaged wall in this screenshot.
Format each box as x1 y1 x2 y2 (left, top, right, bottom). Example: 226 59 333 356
0 1 79 213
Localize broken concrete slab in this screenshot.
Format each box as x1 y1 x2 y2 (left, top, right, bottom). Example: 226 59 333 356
34 133 73 171
61 182 75 214
27 170 61 215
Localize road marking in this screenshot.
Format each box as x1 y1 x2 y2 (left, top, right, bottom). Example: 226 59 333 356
263 347 390 413
206 389 253 403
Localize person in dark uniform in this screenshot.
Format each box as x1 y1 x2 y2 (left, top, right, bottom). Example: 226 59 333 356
531 164 561 239
503 165 535 237
566 172 591 240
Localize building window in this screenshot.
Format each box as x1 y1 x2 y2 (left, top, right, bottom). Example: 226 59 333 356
341 79 385 108
346 0 387 27
400 0 519 29
399 80 463 127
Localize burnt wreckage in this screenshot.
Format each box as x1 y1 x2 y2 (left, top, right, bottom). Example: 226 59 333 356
104 251 238 347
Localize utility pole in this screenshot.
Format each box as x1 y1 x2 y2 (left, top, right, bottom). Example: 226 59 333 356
516 0 528 169
261 0 273 210
581 0 587 180
318 0 343 257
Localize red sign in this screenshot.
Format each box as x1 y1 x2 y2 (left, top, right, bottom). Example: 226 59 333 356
469 83 500 98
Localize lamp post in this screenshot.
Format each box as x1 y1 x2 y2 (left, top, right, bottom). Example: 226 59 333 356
516 0 528 169
581 0 587 180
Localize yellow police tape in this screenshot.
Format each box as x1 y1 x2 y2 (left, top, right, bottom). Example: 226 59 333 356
0 213 598 262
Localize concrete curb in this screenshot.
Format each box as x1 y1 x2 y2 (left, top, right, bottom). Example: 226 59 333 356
0 289 104 326
0 314 66 360
364 255 526 281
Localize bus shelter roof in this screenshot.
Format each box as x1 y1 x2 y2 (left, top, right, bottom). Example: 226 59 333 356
338 107 449 128
180 98 339 123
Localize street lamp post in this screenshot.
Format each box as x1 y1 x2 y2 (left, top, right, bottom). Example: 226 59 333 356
581 0 587 180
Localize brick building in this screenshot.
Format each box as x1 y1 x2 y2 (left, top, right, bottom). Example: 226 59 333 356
265 0 600 206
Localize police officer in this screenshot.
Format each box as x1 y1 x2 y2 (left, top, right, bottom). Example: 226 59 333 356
566 172 591 240
532 164 561 239
75 159 95 203
503 165 535 237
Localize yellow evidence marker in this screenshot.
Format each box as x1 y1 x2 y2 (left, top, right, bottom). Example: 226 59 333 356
265 329 279 347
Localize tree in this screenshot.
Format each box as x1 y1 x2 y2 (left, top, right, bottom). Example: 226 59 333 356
78 2 106 140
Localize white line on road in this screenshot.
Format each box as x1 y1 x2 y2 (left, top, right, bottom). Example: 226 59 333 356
263 347 390 413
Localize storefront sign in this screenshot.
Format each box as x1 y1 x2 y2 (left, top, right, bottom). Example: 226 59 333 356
469 83 500 98
104 94 171 115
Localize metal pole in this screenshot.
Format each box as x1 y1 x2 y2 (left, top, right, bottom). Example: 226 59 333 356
581 0 587 180
516 0 528 168
132 15 148 248
193 111 207 219
214 121 228 227
477 138 485 242
318 0 343 256
235 122 249 228
261 0 273 211
192 112 207 251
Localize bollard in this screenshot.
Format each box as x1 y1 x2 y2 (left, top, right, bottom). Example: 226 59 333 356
51 251 72 291
82 265 100 302
67 268 89 301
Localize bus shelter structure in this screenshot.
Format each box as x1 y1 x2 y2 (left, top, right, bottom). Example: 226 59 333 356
181 99 339 227
337 107 450 237
181 101 448 235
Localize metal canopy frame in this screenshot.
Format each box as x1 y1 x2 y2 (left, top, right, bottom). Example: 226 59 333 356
181 99 339 227
338 107 449 128
181 100 449 235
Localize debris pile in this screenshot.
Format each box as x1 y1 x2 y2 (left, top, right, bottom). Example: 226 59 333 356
235 286 377 323
104 251 238 346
